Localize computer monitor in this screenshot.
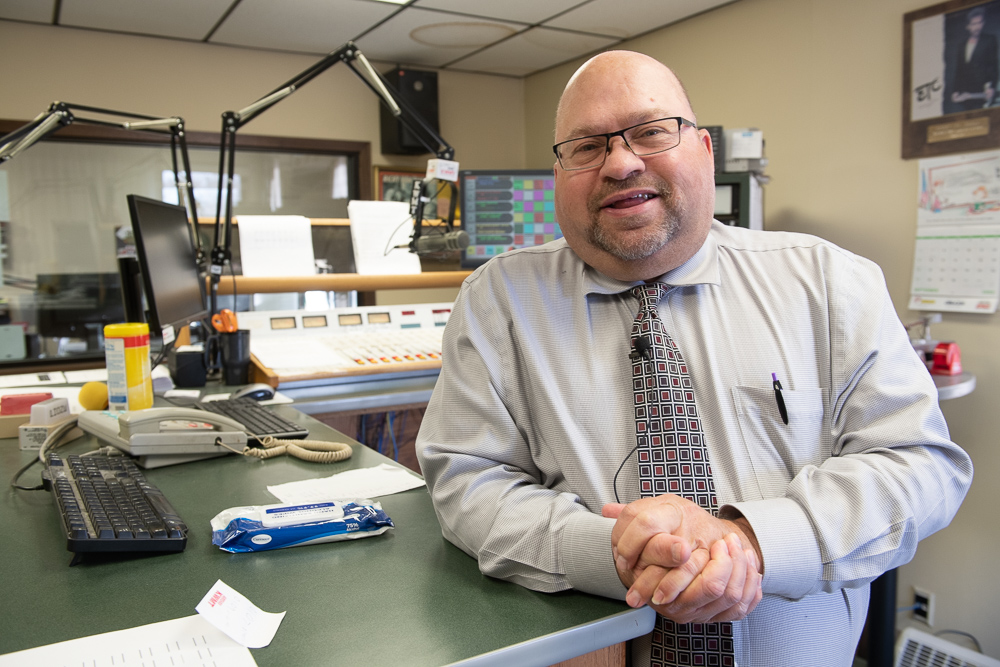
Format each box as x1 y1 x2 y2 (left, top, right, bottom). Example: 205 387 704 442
713 172 761 230
35 273 125 345
459 169 563 269
126 195 207 341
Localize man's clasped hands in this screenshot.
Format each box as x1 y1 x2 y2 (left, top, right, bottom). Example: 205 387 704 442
603 495 764 624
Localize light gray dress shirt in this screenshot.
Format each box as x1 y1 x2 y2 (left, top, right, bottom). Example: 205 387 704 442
416 222 973 666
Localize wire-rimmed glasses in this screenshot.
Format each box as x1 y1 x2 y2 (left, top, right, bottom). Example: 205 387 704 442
553 117 697 171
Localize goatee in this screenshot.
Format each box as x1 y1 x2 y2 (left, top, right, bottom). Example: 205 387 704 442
586 176 681 262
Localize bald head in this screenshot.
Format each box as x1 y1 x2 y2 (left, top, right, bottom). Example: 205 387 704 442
555 51 695 142
551 50 715 282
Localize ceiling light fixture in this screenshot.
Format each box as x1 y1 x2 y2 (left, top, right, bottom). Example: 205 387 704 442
410 22 517 49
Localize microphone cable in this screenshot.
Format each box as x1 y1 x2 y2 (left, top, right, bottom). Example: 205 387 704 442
613 334 653 504
385 181 451 256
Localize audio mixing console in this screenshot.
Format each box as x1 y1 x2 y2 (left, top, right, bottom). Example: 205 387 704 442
238 303 453 385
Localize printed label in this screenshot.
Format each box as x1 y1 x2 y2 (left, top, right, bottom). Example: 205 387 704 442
104 338 129 411
261 502 344 527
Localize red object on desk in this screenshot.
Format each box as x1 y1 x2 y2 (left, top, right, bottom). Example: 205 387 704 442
0 392 54 415
930 342 962 376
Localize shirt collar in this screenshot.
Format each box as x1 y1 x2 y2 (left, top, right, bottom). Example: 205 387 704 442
580 224 721 296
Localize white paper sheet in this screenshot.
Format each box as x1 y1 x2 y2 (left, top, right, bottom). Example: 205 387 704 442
267 463 425 503
196 580 285 649
236 215 316 277
62 368 110 383
347 200 422 275
63 365 172 384
0 371 65 388
0 615 257 667
245 334 352 371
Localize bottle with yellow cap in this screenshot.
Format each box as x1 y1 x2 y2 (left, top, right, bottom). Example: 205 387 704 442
104 323 153 411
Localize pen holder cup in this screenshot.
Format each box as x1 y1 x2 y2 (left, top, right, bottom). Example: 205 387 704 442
220 329 251 386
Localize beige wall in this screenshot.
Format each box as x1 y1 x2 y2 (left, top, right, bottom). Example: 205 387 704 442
526 0 999 657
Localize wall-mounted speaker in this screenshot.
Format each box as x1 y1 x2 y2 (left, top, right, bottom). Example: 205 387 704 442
379 68 439 155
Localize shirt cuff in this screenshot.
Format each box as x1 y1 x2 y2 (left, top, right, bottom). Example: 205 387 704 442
562 511 628 600
722 497 823 599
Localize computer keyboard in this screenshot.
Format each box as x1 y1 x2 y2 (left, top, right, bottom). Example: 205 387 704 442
197 397 309 441
42 452 188 565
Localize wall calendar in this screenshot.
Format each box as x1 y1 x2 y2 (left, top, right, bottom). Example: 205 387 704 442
910 150 1000 313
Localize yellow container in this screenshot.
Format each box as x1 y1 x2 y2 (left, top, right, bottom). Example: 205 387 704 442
104 323 153 411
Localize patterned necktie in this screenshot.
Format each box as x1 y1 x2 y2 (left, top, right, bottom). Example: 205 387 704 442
629 283 734 667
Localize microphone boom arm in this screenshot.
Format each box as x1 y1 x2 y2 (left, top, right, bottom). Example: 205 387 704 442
0 101 204 267
209 40 458 316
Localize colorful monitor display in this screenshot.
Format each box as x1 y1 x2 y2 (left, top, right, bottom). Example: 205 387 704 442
459 169 563 268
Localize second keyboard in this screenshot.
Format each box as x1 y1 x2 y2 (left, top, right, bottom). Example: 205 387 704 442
197 397 309 441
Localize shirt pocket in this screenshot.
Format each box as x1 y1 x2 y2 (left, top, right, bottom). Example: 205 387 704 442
731 385 826 499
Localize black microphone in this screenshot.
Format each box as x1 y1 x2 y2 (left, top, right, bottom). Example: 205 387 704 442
629 335 652 361
411 230 470 255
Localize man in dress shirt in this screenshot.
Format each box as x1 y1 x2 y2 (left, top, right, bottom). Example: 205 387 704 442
416 50 972 666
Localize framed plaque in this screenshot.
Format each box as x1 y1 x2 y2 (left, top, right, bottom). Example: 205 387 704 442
904 0 1000 158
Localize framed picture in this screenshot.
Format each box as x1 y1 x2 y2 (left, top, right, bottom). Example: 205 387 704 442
374 166 452 219
375 167 423 203
904 0 1000 158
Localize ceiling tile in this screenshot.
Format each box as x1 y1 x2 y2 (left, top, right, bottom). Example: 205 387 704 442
447 27 617 77
8 0 741 79
357 7 524 68
412 0 581 25
545 0 732 38
0 0 55 23
59 0 233 40
211 0 399 54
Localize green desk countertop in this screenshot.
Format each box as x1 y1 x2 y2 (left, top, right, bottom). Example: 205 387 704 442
0 405 653 666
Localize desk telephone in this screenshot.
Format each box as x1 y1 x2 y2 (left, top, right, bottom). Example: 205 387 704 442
77 408 248 468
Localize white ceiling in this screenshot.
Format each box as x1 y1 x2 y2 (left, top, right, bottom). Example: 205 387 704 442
0 0 736 77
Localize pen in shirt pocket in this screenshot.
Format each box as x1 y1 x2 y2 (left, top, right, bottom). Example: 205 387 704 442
771 372 789 425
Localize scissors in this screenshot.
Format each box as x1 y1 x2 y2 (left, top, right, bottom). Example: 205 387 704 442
212 308 238 333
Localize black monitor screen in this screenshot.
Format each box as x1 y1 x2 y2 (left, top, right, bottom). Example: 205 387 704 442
459 169 563 268
35 273 124 339
127 195 207 339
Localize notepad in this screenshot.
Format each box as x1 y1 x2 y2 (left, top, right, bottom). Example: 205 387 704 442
236 215 316 277
347 200 421 275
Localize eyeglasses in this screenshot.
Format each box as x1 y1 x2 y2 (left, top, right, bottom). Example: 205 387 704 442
552 117 697 171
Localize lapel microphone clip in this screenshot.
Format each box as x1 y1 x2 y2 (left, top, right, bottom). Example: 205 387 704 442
629 335 653 361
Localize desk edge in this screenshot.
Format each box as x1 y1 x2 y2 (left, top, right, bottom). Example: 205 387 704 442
445 606 656 667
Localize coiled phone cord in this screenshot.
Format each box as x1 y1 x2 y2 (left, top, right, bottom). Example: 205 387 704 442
217 435 353 463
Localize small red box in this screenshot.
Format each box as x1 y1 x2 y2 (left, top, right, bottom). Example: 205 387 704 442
930 342 963 376
0 392 55 416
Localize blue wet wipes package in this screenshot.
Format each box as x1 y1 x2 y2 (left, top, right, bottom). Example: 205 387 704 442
211 500 394 553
